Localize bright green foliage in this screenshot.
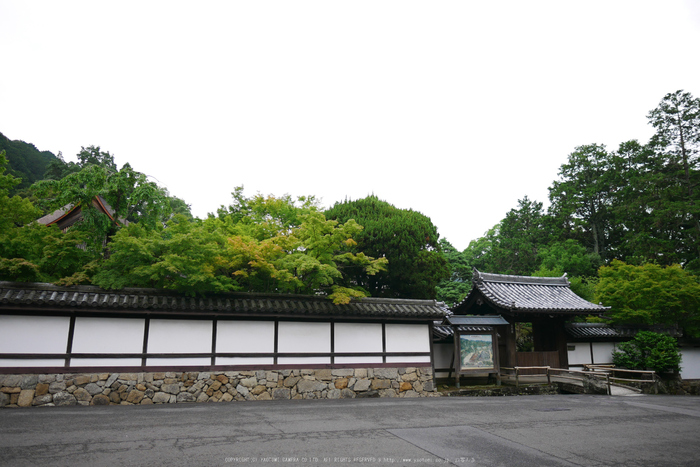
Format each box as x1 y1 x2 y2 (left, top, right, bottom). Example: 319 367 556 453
325 196 449 299
596 260 700 337
435 238 472 306
536 239 601 278
612 331 682 374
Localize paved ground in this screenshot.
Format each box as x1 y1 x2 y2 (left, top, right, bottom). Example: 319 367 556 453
1 393 699 466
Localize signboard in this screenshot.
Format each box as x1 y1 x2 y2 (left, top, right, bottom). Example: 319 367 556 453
459 334 494 371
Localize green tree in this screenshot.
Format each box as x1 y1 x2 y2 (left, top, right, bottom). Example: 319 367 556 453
596 260 700 337
435 238 472 306
548 144 616 260
0 151 39 233
612 331 682 374
645 90 700 269
325 196 449 299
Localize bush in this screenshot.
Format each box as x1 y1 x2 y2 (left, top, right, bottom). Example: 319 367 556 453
612 331 681 374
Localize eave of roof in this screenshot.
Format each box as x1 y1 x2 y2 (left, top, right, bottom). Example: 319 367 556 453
0 281 448 320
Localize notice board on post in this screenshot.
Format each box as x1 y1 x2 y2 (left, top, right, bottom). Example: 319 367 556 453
446 315 508 387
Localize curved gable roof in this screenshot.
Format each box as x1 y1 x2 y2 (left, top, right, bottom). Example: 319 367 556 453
453 270 607 315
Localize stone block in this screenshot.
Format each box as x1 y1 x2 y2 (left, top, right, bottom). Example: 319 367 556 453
91 395 111 406
379 389 396 398
1 387 20 394
272 388 290 400
240 377 257 388
34 383 49 396
356 390 378 398
38 374 56 384
177 392 195 403
32 394 53 406
53 391 77 406
105 374 119 387
2 375 22 387
283 376 301 388
47 381 65 394
74 375 90 386
126 390 145 404
373 368 398 379
331 369 355 377
196 392 209 403
153 372 166 380
152 392 170 404
109 392 122 404
85 383 103 395
403 390 420 398
335 378 348 389
327 389 341 399
18 389 35 407
140 398 153 405
216 374 229 384
220 393 234 402
210 381 222 392
257 391 272 400
161 383 180 395
236 384 249 396
371 379 391 390
297 380 326 393
251 385 267 395
402 372 418 382
0 392 9 407
315 369 332 381
340 388 356 399
400 382 413 392
73 388 91 402
423 381 435 392
20 375 39 389
353 379 371 392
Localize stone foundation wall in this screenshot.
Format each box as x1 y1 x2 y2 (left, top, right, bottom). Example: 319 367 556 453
0 367 437 408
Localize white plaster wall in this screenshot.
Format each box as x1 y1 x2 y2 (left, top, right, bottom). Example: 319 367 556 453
334 323 383 364
384 324 430 363
216 357 274 365
592 342 616 365
147 319 212 353
0 315 70 354
71 358 142 367
147 357 211 366
567 342 593 366
0 359 65 368
680 347 700 379
216 321 274 353
72 317 144 354
277 322 330 364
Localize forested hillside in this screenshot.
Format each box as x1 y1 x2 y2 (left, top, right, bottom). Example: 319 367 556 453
0 132 58 192
1 89 699 334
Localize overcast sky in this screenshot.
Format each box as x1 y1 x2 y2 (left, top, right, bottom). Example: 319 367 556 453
2 1 699 251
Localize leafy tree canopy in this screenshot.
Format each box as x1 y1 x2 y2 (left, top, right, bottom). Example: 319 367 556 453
596 260 700 337
325 195 448 299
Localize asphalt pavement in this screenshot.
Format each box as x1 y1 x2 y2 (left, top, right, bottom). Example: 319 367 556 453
1 393 699 466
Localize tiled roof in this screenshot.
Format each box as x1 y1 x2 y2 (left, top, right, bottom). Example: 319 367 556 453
0 281 448 320
433 324 495 341
456 270 608 314
566 323 683 339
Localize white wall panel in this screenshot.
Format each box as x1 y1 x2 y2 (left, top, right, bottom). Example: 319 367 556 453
147 357 211 366
335 323 382 353
0 315 70 354
386 356 431 363
277 356 331 364
567 342 593 366
217 321 274 353
0 359 65 367
680 347 700 379
147 319 212 353
71 358 142 367
72 317 144 354
278 322 330 353
385 324 430 353
592 342 616 365
216 357 274 365
335 356 383 364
